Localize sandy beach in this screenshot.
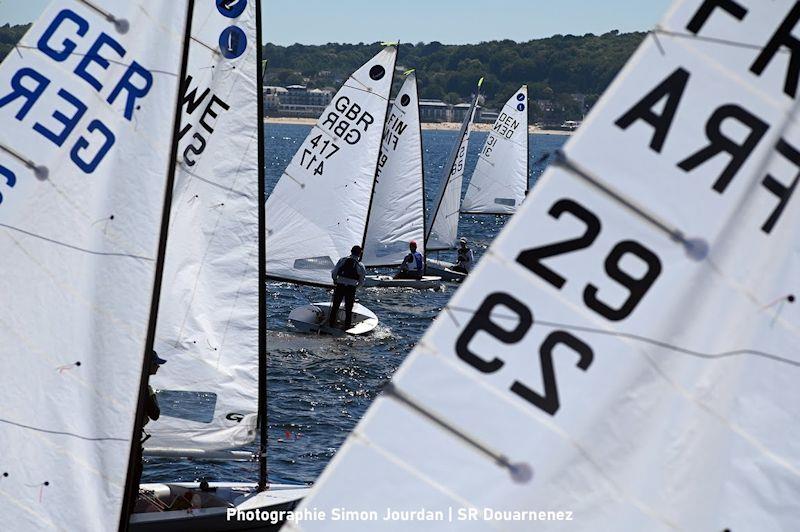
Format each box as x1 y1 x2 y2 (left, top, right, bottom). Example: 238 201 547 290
265 116 573 135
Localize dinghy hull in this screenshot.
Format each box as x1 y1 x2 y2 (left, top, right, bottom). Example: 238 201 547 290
130 482 308 532
426 258 467 282
288 302 378 335
364 275 442 289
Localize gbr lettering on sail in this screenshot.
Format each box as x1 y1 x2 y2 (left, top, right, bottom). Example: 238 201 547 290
455 0 800 417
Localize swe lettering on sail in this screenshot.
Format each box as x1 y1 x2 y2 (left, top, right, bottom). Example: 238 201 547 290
616 0 800 235
0 9 157 175
178 75 231 167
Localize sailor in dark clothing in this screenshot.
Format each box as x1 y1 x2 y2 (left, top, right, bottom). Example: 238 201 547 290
452 237 474 274
329 245 366 329
395 240 425 280
130 350 165 513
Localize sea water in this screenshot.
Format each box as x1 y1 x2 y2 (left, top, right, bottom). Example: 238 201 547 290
144 124 567 486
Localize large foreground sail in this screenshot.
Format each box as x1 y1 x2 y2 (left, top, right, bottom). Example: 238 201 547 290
295 1 800 529
265 47 397 287
147 0 260 454
426 79 481 251
0 1 190 530
461 85 528 214
363 71 425 267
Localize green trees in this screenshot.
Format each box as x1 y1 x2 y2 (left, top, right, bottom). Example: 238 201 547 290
0 24 644 122
260 31 645 122
0 24 30 62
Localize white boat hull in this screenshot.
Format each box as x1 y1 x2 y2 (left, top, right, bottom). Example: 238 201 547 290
364 274 442 289
131 481 309 531
288 301 378 335
426 258 467 282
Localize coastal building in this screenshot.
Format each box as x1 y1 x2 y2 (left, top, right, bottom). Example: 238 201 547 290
264 86 287 114
264 85 334 118
419 99 451 123
476 108 499 124
451 102 473 123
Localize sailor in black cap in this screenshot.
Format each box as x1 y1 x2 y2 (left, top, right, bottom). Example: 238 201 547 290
329 245 366 329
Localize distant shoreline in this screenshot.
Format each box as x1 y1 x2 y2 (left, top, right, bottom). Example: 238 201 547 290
264 117 574 135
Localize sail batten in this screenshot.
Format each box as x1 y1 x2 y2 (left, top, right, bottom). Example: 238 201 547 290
265 48 398 286
363 73 425 267
295 1 800 529
461 85 529 215
0 1 192 529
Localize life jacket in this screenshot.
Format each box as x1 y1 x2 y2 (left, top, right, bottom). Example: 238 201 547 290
457 245 470 262
338 257 360 280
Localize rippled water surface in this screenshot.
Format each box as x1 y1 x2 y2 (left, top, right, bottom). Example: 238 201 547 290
145 124 567 486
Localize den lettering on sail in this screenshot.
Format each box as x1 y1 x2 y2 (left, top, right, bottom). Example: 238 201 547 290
0 9 156 177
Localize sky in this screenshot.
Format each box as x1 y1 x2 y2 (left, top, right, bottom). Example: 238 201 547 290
0 0 672 45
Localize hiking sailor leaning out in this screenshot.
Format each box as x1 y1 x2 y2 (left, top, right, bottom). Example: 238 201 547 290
329 245 366 329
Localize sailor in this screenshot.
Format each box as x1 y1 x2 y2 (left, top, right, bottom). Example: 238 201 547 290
144 350 165 426
329 245 366 329
130 350 166 513
395 240 424 280
453 237 474 273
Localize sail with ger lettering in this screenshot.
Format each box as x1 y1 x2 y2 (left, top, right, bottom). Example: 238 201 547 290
146 0 260 455
461 85 529 215
0 1 191 529
294 1 800 529
362 71 426 267
265 46 397 287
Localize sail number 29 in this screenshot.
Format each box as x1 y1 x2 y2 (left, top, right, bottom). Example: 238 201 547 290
453 197 661 417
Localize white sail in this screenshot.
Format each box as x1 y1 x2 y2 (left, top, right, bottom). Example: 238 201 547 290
462 85 528 214
0 1 190 530
265 47 397 286
294 1 800 529
426 80 481 251
362 72 425 267
146 0 260 453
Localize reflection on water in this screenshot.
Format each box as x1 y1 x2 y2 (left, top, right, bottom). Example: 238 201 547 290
144 125 566 485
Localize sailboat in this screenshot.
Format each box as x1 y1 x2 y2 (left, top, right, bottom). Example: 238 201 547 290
131 1 308 529
461 85 529 215
289 1 800 530
362 70 442 290
266 46 398 336
425 78 483 282
0 1 193 530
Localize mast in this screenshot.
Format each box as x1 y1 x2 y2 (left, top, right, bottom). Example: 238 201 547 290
119 0 196 528
416 74 428 268
256 0 268 492
360 43 399 255
425 78 482 250
525 84 530 196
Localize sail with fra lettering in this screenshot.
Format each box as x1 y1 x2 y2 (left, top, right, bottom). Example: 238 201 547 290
461 85 529 214
146 0 260 454
0 1 191 530
362 71 425 267
265 47 397 287
426 78 481 251
294 1 800 529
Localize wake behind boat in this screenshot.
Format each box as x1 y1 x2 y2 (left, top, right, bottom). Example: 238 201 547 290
364 274 442 289
289 301 378 336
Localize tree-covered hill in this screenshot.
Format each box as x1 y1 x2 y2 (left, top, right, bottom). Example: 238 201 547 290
0 23 30 62
0 23 645 122
264 31 646 122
